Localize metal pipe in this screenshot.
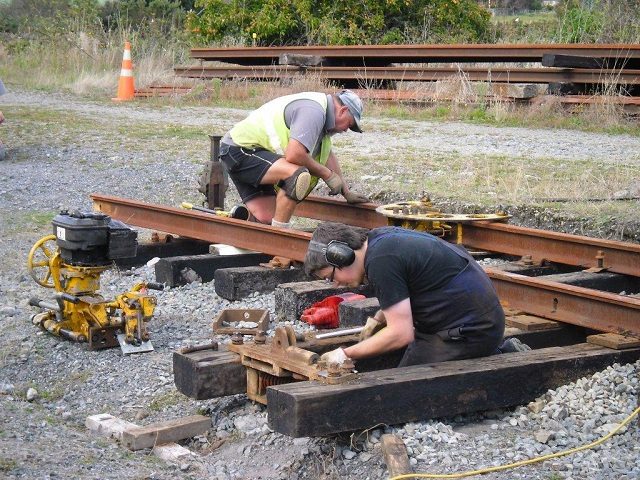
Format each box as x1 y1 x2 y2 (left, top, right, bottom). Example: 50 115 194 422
315 327 364 339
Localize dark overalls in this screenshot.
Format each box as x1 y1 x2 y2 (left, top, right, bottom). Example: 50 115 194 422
369 228 505 367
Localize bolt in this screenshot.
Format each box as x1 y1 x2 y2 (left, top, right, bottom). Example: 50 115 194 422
341 359 355 372
254 331 266 344
327 362 341 377
231 333 244 345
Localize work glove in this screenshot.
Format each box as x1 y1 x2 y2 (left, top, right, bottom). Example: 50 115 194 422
342 190 371 204
359 316 386 342
320 347 348 365
324 172 344 195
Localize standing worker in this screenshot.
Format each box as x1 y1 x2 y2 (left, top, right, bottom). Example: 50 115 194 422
304 222 529 367
219 90 370 228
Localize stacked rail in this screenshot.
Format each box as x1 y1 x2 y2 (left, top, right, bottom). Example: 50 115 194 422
174 43 640 104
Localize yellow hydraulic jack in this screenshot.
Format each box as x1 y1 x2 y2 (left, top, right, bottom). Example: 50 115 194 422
27 211 162 353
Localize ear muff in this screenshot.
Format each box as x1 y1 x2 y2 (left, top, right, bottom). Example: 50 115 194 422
308 240 355 268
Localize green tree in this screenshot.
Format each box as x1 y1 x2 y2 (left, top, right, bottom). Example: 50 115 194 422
188 0 492 46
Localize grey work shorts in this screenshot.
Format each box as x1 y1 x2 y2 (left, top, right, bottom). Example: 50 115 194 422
220 144 282 202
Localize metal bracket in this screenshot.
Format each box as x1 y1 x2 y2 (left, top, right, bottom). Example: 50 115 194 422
213 308 270 336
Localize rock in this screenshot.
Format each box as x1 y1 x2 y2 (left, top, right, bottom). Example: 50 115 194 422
528 399 545 413
343 449 356 460
26 388 38 402
1 306 17 316
534 430 553 444
0 383 15 395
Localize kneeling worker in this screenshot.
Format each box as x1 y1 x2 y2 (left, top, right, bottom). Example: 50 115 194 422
305 222 526 367
219 90 370 228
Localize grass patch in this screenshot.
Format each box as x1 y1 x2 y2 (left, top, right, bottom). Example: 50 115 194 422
0 458 18 472
148 391 183 411
0 210 58 235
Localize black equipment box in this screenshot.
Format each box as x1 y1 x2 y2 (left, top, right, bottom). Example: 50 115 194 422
52 210 137 265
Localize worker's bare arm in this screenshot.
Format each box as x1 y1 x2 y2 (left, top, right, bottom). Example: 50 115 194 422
344 298 414 359
284 139 332 179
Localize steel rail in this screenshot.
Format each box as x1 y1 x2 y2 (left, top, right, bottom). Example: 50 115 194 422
486 267 640 336
91 194 311 260
295 196 640 277
189 43 640 66
174 65 640 85
91 194 640 336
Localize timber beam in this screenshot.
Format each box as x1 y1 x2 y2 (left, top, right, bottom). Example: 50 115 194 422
266 344 640 437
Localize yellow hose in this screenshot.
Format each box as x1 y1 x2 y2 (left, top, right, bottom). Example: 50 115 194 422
390 405 640 480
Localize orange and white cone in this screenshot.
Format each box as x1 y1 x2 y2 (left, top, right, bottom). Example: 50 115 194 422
112 41 135 101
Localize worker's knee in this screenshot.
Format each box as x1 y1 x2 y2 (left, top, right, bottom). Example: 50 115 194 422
250 210 273 224
277 167 311 201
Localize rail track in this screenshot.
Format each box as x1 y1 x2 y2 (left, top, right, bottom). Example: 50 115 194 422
91 193 640 337
90 193 640 436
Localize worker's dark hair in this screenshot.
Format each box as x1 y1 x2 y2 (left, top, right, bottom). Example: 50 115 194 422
304 222 369 277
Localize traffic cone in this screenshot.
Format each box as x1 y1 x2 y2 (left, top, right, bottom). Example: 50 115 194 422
112 41 135 101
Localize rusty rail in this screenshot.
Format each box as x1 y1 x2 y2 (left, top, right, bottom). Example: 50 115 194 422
190 43 640 66
296 196 640 277
91 194 311 259
486 268 639 336
174 65 640 85
91 194 640 336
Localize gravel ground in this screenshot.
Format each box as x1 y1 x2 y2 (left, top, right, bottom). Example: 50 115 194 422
0 89 639 479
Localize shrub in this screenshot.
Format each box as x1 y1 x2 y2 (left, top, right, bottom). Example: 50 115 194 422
188 0 492 46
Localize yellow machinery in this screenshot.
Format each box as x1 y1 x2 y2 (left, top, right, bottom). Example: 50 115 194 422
375 198 510 243
27 210 162 353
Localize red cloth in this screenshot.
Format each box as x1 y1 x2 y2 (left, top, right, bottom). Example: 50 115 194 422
300 293 365 328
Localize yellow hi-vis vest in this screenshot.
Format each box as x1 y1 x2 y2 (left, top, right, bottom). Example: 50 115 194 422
229 92 333 195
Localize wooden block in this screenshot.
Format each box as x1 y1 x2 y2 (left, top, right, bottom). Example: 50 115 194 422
214 265 309 301
266 344 640 437
501 306 525 316
173 348 246 400
587 333 640 350
490 83 543 99
274 280 373 322
122 415 211 451
381 434 412 477
155 253 271 287
505 315 560 331
542 53 605 69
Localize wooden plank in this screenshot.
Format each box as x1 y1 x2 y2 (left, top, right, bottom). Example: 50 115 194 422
505 314 561 331
381 434 413 477
587 333 640 349
86 414 195 463
266 344 640 437
121 415 211 451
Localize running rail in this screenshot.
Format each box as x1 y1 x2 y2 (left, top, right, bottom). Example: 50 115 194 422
91 194 640 336
296 196 640 278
